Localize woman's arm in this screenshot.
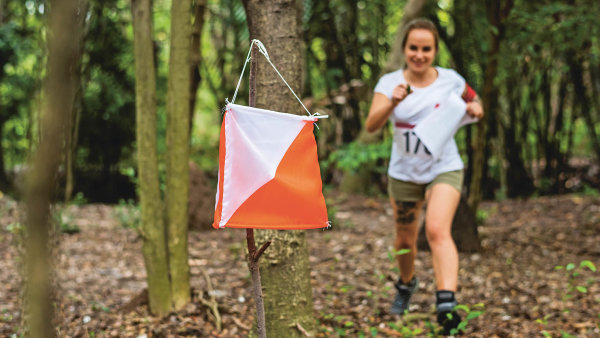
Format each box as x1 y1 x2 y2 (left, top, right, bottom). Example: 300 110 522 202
365 84 410 132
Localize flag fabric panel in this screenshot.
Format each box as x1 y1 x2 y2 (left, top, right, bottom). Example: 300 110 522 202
213 103 329 229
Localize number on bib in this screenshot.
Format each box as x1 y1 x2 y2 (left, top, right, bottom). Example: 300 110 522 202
400 130 431 156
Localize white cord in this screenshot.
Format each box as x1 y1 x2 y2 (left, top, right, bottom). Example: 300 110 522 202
229 39 315 117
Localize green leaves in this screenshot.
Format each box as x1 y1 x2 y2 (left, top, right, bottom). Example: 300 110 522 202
325 137 392 174
579 260 597 272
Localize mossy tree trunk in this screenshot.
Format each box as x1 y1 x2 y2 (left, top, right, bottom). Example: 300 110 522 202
24 0 78 335
382 0 427 73
468 0 513 210
165 0 192 310
63 0 87 203
131 0 172 316
242 0 316 336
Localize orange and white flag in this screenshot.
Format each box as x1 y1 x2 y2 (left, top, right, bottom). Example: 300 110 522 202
213 103 329 229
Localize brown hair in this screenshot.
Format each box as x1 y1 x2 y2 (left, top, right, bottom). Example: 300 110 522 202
401 18 439 52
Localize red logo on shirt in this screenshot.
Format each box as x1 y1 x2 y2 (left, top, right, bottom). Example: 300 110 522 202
434 103 440 109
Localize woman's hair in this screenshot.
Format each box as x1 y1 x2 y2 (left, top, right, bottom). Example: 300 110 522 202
401 18 439 52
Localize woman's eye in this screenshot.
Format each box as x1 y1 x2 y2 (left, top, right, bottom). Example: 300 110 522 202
409 45 418 51
423 47 432 52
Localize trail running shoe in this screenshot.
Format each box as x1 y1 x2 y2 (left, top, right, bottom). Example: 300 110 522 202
437 300 461 335
390 277 418 315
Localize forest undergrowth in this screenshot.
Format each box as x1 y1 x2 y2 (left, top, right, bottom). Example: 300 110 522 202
1 192 599 337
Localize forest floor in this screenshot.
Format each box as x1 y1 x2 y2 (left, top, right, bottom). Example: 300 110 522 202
1 191 599 337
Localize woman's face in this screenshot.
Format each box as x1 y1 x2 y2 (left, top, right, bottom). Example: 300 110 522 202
404 28 437 74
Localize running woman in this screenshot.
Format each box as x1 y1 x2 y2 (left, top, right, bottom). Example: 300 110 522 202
365 18 484 335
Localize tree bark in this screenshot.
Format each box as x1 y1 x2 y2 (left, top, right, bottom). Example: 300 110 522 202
468 0 513 210
189 0 206 133
64 0 88 203
571 58 600 162
0 118 9 191
165 0 192 311
242 0 316 336
24 0 78 335
382 0 426 73
131 0 171 316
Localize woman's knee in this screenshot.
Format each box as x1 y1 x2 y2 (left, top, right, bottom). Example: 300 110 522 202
425 222 452 245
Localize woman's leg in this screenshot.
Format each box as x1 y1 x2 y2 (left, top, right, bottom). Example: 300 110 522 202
390 198 424 283
424 183 460 291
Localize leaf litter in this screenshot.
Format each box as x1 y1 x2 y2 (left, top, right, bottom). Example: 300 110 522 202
0 193 599 336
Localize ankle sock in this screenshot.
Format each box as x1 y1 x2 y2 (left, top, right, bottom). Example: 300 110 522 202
436 290 461 334
436 290 456 309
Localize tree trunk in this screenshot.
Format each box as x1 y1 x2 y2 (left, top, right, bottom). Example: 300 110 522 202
0 119 9 191
468 0 513 210
165 0 192 311
242 0 316 336
64 0 87 203
189 0 206 133
571 58 600 162
131 0 171 316
504 81 534 197
24 0 78 335
382 0 426 73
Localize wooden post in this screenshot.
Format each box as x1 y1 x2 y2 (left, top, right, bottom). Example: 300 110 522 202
246 42 271 338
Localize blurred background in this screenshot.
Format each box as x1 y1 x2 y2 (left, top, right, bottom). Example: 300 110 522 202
0 0 599 206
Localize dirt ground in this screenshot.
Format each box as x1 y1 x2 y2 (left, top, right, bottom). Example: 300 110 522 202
1 192 599 337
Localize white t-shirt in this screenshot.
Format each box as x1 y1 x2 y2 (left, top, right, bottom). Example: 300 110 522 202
374 66 466 184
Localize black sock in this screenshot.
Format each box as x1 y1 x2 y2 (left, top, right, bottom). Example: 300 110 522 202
436 290 456 307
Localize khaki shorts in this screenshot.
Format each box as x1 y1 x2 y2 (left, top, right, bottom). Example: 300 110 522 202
388 170 464 202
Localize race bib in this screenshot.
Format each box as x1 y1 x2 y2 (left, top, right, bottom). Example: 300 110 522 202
394 126 432 158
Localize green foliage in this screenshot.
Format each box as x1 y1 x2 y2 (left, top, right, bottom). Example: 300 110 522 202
324 137 392 174
114 198 140 229
0 4 44 170
77 0 136 175
542 260 599 335
448 303 485 336
53 208 80 235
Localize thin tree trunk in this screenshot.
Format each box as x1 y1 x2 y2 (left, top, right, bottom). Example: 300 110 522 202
242 0 316 336
24 0 78 335
571 59 600 161
468 0 513 210
165 0 192 311
504 78 534 197
131 0 171 316
64 0 87 203
0 119 9 191
189 0 206 134
246 44 268 338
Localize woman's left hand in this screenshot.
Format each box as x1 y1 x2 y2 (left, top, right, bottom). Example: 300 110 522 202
466 101 484 119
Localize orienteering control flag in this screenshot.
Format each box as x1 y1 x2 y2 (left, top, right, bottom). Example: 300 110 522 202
213 104 329 229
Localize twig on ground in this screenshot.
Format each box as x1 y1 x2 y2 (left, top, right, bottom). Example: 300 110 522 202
294 322 312 337
231 316 252 330
199 268 222 332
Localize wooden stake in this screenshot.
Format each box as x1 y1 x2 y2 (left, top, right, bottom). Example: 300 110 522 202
247 42 271 338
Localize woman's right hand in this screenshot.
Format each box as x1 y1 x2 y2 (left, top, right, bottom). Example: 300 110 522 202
391 84 411 107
